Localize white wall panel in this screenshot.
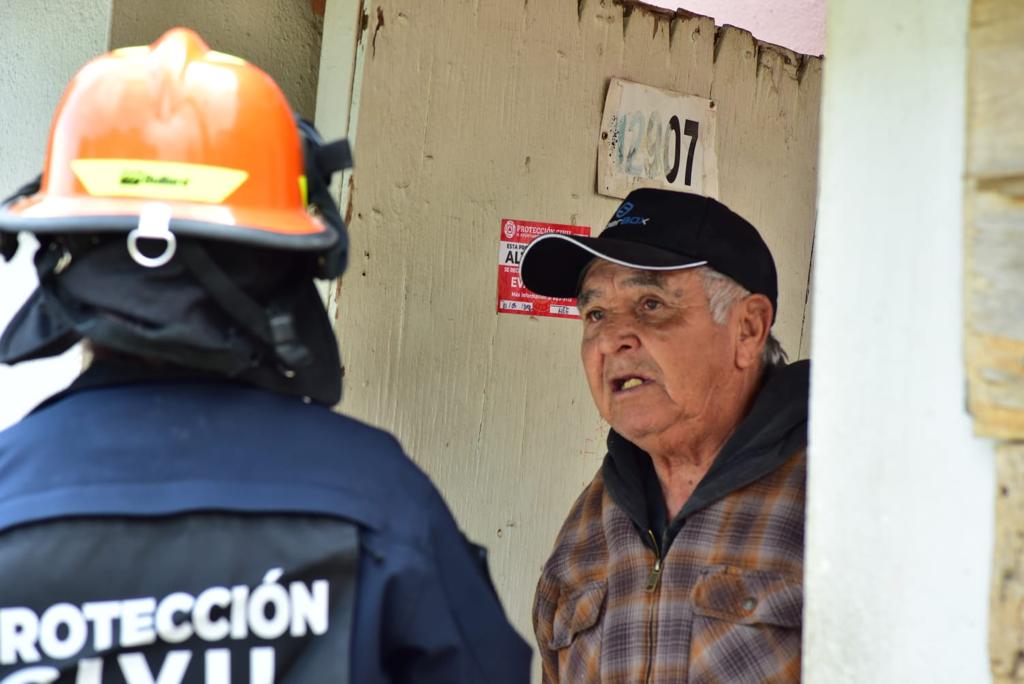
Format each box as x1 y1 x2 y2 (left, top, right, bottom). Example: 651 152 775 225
805 0 994 681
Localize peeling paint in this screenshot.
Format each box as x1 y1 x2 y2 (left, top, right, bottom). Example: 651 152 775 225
371 6 385 57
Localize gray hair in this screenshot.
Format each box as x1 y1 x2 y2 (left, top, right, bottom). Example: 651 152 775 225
700 268 787 368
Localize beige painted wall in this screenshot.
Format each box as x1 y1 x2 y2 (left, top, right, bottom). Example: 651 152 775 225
329 0 821 657
109 0 324 119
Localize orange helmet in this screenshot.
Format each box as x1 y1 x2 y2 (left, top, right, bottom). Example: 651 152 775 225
0 27 347 270
0 28 351 403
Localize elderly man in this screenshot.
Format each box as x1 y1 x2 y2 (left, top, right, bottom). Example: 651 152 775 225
520 188 807 683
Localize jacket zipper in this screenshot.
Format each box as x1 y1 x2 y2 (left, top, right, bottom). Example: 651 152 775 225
643 528 663 683
645 528 663 591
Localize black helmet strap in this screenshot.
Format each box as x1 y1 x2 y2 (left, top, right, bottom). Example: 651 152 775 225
297 118 351 280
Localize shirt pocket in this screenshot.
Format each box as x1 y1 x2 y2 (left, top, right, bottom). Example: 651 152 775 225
688 566 802 684
550 580 607 650
547 580 607 683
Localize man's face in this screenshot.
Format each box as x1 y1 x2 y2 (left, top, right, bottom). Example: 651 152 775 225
577 261 737 447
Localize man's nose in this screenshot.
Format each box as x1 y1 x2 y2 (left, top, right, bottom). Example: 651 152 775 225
597 315 640 354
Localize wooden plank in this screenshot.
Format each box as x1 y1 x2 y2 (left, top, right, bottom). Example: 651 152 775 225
969 3 1024 678
968 0 1024 180
966 0 1024 439
967 191 1024 439
992 443 1024 680
314 0 363 318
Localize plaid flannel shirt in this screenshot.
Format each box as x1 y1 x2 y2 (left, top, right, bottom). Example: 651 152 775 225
533 447 805 683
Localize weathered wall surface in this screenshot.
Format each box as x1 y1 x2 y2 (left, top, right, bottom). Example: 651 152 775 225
333 0 821 653
109 0 323 119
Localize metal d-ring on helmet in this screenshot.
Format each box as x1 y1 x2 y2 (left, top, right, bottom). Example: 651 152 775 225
0 28 353 404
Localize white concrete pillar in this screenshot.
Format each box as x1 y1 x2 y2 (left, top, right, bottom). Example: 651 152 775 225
805 0 994 681
0 1 112 429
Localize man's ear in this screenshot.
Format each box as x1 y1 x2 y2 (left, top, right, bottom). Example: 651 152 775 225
734 294 773 370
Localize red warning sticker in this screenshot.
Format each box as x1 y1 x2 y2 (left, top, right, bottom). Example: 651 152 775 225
497 218 591 319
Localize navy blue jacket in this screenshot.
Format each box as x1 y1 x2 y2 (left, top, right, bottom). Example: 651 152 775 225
0 363 531 683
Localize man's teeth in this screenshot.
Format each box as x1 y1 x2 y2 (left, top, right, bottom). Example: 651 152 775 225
621 378 644 390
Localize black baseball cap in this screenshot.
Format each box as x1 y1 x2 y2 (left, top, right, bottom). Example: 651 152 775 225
519 188 778 320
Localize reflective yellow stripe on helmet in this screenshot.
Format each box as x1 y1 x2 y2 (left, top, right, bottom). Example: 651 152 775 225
70 160 249 203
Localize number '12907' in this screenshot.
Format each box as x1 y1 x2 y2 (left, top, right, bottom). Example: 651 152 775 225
614 111 699 187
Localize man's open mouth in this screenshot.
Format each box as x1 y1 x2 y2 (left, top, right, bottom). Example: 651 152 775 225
612 376 650 392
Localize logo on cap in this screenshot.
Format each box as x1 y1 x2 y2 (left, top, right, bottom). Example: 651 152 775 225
607 200 650 228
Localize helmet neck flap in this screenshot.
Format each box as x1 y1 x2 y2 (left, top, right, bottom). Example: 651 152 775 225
0 230 345 406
